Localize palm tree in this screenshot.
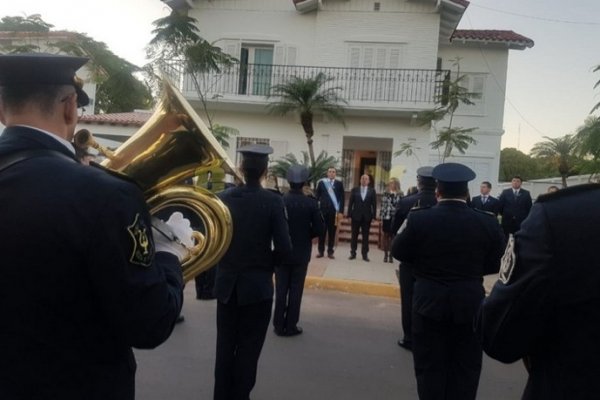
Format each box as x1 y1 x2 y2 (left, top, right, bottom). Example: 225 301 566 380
592 65 600 114
418 58 478 162
270 150 340 189
393 141 423 166
267 72 347 168
147 10 237 147
530 135 580 188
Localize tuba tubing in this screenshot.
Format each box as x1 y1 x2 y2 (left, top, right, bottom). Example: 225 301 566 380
93 80 240 282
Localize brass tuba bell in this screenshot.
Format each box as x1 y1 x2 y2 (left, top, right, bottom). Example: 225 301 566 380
93 80 240 282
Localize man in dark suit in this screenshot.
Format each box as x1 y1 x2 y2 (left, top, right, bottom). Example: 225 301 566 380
476 184 600 400
214 144 292 400
498 175 532 238
347 174 377 261
471 181 500 216
315 166 345 259
273 165 324 337
392 163 505 400
0 53 185 399
390 166 437 351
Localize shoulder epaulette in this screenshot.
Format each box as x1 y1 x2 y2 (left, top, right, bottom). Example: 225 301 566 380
410 205 432 212
536 183 600 203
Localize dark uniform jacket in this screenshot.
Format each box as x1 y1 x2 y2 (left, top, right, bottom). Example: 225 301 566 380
471 194 500 216
0 126 183 400
393 200 505 323
347 186 377 222
315 178 345 214
282 189 324 266
215 183 291 305
498 187 532 231
476 184 600 400
390 188 437 235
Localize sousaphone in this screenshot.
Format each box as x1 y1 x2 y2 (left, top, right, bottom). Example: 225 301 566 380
93 80 240 282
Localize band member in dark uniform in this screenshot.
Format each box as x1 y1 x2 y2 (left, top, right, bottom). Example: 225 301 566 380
315 166 344 259
347 174 377 261
471 181 500 216
477 184 600 400
392 163 505 400
498 175 532 238
273 165 324 337
213 144 292 400
0 53 186 399
391 166 437 350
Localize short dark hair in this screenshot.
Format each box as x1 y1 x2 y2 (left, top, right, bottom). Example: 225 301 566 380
437 181 469 198
241 157 268 182
0 84 71 116
481 181 492 189
512 176 523 182
290 182 304 190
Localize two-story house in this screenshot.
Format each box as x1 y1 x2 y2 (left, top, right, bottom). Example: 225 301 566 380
165 0 533 194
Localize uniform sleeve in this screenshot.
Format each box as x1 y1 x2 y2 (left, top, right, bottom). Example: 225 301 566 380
483 219 506 275
391 213 417 263
475 204 554 363
315 181 324 201
87 182 183 349
272 195 292 253
497 191 505 216
311 202 325 239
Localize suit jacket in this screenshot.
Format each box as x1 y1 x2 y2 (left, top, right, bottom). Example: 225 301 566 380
498 188 533 228
216 183 292 305
471 194 500 216
347 186 377 222
315 178 345 214
0 126 183 399
282 189 325 266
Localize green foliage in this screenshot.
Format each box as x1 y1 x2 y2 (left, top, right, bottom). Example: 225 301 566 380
0 15 52 32
268 72 347 167
210 124 238 149
393 141 422 165
418 58 478 162
146 10 237 136
270 150 340 188
0 15 153 113
499 148 545 182
530 135 581 187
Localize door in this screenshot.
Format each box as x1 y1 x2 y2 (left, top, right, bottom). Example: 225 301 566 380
252 48 274 96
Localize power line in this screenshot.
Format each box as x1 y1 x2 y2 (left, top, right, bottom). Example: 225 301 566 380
470 3 600 26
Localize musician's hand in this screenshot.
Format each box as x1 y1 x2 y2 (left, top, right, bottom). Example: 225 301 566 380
152 212 195 262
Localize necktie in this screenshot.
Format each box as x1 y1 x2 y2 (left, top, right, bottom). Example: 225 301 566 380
482 196 487 204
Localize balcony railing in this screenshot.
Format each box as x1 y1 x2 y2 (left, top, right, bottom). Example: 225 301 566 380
164 62 450 108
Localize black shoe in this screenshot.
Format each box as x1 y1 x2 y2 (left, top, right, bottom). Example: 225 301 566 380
349 254 356 260
316 253 324 258
397 339 412 350
274 327 286 336
285 326 303 337
176 315 185 324
384 255 389 263
363 256 370 262
327 254 335 259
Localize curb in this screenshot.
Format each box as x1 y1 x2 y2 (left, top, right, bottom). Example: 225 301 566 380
305 276 400 298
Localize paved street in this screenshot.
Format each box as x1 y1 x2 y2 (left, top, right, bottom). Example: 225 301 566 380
135 286 527 400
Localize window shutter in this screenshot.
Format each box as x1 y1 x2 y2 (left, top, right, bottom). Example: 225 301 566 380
472 75 485 99
219 40 241 58
286 46 297 66
363 47 374 68
389 48 400 68
273 45 285 65
349 47 361 68
376 48 386 68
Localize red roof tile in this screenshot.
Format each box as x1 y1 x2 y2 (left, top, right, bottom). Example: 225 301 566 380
79 111 151 127
452 29 534 48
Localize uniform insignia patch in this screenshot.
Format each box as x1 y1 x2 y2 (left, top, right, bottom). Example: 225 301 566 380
127 213 154 267
499 234 516 284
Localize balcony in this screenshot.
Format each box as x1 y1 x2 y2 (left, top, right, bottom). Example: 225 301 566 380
164 62 450 114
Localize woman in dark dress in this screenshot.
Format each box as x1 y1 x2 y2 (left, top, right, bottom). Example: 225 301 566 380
380 178 403 262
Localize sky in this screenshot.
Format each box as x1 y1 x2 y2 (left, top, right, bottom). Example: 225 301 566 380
2 0 600 153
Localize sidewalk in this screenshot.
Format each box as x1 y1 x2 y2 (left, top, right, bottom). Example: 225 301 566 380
305 242 499 298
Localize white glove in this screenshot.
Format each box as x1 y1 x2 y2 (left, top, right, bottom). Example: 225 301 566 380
152 212 195 262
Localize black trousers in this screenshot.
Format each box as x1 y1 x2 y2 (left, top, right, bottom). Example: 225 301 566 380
350 217 371 256
318 211 336 255
412 312 483 400
273 263 308 332
214 299 272 400
194 267 216 299
399 263 415 342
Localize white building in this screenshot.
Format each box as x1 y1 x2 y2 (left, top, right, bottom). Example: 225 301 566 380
161 0 533 196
